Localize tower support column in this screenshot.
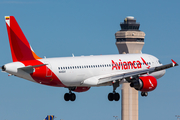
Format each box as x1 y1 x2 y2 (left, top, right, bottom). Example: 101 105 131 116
121 83 138 120
115 16 145 120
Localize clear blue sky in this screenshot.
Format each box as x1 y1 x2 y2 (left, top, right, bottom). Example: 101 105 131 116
0 0 180 120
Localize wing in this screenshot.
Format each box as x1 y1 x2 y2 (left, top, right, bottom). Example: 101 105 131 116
82 59 178 86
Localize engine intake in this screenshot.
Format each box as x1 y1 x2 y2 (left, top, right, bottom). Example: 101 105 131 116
130 76 157 92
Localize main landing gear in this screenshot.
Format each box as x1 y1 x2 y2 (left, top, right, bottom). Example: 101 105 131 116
108 80 120 101
64 87 76 101
141 92 148 97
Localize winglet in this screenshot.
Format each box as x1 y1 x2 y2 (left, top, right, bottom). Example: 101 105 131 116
171 59 178 66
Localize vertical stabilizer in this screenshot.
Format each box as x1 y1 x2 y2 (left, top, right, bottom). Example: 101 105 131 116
5 16 41 62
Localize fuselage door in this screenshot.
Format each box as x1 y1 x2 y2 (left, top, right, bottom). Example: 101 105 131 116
45 61 52 77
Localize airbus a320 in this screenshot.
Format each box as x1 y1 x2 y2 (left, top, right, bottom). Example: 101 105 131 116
1 16 178 101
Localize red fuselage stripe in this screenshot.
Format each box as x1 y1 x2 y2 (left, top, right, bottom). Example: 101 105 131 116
21 60 66 87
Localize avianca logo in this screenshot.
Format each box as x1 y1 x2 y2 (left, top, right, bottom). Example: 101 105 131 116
149 79 154 89
141 57 150 69
111 57 150 70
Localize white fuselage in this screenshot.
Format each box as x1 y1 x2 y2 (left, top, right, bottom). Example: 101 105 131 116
4 53 166 87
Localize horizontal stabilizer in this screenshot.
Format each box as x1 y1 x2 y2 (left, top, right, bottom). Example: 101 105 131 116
18 64 47 73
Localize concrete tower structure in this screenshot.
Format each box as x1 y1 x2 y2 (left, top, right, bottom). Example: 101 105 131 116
115 16 145 120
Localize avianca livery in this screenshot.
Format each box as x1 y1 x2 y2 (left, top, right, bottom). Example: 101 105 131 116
1 16 178 101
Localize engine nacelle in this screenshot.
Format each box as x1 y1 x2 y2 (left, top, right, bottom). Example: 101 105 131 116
130 76 157 92
73 87 91 92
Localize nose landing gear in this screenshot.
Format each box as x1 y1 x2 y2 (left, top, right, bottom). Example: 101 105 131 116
141 92 148 97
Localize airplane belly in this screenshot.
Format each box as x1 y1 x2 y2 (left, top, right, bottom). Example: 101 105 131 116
57 71 86 86
57 68 104 86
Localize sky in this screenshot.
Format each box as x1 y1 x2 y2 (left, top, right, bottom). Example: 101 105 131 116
0 0 180 120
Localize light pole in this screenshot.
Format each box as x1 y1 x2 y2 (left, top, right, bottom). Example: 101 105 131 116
113 116 118 120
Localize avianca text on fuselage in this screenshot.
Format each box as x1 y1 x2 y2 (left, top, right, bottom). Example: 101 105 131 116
111 57 151 70
112 59 141 70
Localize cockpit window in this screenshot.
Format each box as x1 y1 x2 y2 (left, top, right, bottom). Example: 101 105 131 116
158 60 162 64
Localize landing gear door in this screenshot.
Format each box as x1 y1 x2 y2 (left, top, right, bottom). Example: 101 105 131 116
45 61 52 77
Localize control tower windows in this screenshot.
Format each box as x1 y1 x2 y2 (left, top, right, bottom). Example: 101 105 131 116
121 25 139 30
116 38 144 42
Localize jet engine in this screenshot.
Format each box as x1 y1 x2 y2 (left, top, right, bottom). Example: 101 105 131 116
73 87 91 92
130 76 157 92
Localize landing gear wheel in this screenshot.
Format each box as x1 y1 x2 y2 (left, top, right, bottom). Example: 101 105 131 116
144 92 148 96
108 93 114 101
64 87 77 101
64 93 70 101
141 92 148 97
64 92 76 101
108 92 120 101
70 93 76 101
114 93 120 101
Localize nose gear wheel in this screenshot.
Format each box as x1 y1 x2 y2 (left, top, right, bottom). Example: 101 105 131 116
141 92 148 97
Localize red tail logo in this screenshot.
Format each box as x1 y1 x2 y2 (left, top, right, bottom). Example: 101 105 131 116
5 16 41 62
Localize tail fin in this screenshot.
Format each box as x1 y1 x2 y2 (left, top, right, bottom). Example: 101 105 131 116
5 16 41 62
44 115 55 120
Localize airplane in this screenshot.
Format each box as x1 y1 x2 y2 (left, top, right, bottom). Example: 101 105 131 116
44 115 55 120
0 16 178 101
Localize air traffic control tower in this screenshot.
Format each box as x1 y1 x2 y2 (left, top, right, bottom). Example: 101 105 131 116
115 16 145 120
